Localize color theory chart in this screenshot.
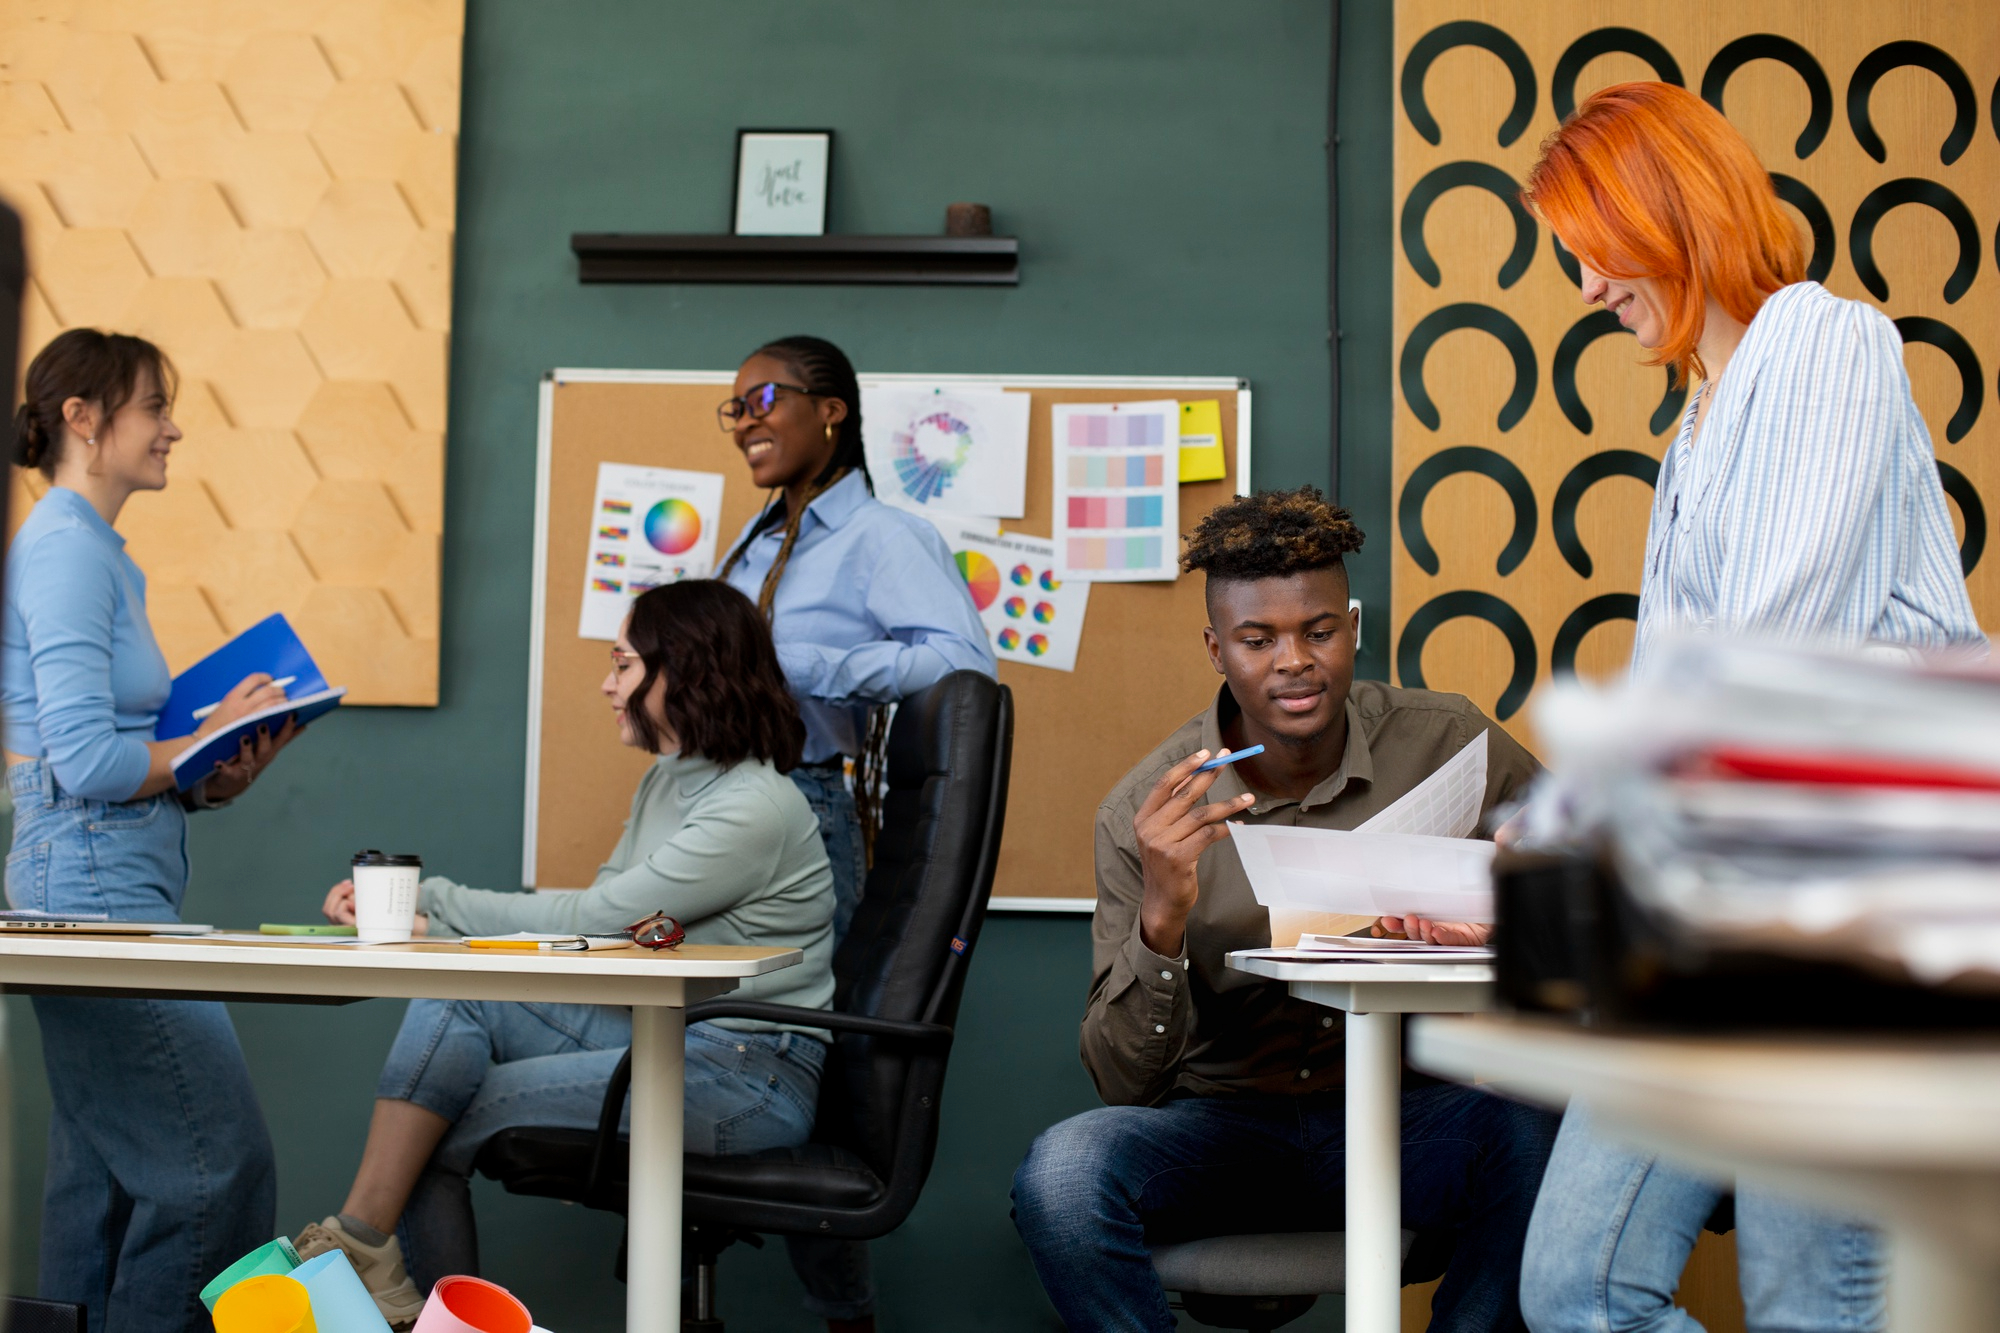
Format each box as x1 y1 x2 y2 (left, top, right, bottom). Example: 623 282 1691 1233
943 523 1092 671
578 463 725 640
1052 400 1180 582
861 384 1031 521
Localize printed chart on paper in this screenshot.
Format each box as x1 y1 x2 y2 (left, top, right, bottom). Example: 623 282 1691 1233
578 464 725 640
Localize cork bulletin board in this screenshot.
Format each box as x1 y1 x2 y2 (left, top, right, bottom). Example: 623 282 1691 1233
524 371 1250 906
1392 1 1999 743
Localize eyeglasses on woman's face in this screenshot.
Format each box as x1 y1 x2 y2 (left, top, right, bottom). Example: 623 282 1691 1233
717 381 814 431
609 647 642 672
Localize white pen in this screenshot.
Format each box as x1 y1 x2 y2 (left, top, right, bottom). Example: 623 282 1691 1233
191 676 296 722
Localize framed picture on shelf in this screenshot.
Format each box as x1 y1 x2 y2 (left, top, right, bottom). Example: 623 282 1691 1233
732 129 833 236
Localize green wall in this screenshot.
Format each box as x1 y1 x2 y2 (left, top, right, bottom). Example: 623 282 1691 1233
9 2 1399 1326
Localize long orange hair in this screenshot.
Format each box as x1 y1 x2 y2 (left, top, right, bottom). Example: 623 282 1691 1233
1522 81 1805 386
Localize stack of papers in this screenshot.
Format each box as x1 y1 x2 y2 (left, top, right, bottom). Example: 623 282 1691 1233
1529 637 2000 991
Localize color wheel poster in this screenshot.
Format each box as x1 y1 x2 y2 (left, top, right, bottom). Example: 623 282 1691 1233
944 524 1090 672
861 385 1030 521
1052 400 1180 582
578 463 725 641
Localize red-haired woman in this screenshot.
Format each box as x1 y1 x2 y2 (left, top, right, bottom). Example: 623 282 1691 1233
1514 83 1980 1332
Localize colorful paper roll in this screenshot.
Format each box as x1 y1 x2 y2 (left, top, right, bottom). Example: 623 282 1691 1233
410 1276 531 1333
201 1237 302 1311
289 1250 392 1333
212 1274 316 1333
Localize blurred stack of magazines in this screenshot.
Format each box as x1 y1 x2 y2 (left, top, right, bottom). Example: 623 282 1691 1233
1501 637 2000 1024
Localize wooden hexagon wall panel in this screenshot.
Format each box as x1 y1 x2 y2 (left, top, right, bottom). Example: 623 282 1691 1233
0 0 461 705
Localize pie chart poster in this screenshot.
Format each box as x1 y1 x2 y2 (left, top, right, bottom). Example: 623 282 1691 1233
945 524 1092 672
861 384 1031 522
578 462 726 640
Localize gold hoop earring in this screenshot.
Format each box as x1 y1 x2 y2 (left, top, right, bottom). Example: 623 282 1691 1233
825 423 835 444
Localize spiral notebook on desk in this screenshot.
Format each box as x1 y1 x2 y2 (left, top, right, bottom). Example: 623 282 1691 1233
156 614 346 791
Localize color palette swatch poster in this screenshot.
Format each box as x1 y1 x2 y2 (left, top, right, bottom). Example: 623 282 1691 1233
944 524 1091 672
578 463 725 641
861 384 1030 522
1052 400 1180 582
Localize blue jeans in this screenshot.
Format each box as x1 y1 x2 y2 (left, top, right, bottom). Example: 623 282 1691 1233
6 759 276 1333
1013 1083 1559 1332
377 999 836 1291
1520 1105 1885 1332
790 764 865 943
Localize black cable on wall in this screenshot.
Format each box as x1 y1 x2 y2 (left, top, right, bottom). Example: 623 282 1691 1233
1327 0 1343 502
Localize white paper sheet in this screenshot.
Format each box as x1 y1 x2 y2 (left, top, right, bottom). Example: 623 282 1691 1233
1230 734 1495 921
1052 400 1181 582
578 464 726 641
863 385 1030 520
1230 825 1497 922
939 523 1092 671
1354 731 1487 838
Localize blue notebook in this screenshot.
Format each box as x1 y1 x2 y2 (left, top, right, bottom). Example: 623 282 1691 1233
158 614 346 791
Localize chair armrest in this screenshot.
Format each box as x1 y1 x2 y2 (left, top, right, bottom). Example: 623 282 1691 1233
685 998 954 1050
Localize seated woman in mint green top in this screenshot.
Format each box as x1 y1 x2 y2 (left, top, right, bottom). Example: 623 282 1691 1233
298 579 835 1319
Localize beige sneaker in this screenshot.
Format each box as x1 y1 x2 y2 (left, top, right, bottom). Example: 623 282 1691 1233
294 1216 428 1330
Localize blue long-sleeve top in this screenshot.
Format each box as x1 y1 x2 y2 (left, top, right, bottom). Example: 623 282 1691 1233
722 471 997 762
2 487 169 800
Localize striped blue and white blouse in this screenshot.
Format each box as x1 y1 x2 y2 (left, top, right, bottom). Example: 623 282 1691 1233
1630 281 1986 677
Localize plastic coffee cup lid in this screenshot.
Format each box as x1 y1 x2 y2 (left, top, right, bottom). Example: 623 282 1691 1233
352 850 423 867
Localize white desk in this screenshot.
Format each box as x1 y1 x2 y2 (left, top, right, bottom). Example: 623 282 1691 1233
1226 953 1493 1333
0 932 800 1333
1412 1014 2000 1333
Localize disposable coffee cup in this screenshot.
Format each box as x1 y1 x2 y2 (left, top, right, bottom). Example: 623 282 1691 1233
351 851 422 944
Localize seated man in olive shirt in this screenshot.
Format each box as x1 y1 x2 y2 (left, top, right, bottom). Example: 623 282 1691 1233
1012 488 1557 1332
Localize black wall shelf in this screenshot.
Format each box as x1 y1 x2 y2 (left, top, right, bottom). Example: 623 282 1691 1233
570 234 1019 285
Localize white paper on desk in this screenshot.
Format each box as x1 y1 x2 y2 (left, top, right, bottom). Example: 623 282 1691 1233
1354 732 1486 838
200 933 371 945
1231 824 1497 922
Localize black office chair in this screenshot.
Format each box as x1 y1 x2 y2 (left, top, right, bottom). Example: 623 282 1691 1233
475 671 1014 1328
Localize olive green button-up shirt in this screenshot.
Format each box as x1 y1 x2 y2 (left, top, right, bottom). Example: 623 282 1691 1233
1081 679 1540 1107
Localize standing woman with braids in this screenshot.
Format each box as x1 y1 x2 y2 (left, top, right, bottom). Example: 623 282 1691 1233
716 337 992 1333
718 335 994 941
4 329 300 1330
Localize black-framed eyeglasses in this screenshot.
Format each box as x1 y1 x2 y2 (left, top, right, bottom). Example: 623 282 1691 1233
717 381 814 431
624 911 685 950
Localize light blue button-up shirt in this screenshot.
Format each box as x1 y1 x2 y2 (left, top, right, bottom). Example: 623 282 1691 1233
2 487 170 800
1632 282 1985 677
722 471 996 762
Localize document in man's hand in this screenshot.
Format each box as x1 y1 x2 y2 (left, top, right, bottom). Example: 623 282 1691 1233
1229 730 1495 922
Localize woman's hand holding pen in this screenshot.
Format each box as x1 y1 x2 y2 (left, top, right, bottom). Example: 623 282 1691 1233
195 673 290 737
193 674 301 799
1135 748 1256 958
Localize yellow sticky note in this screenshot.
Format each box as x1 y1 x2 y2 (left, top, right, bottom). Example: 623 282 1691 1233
1179 400 1227 483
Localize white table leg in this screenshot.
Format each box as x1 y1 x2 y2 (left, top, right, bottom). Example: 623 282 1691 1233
627 1004 686 1333
1346 1009 1401 1333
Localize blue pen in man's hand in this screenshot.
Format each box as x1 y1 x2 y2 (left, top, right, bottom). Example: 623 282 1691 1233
1193 744 1264 773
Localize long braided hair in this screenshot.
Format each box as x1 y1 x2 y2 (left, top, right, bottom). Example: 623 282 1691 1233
716 336 892 864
